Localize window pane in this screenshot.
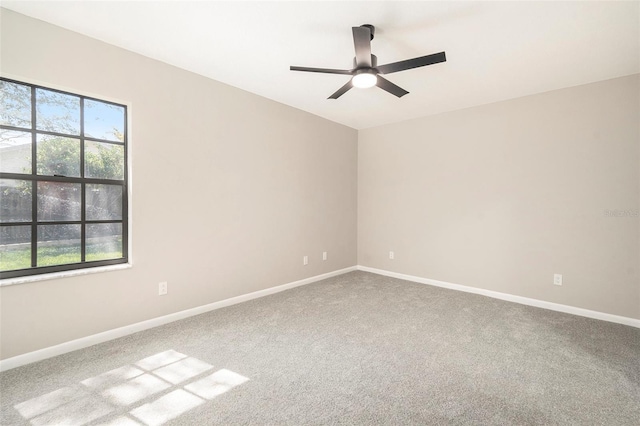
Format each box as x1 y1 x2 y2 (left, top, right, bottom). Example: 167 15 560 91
37 182 81 222
0 80 31 128
37 224 81 266
0 226 31 271
86 184 122 220
37 134 80 177
0 130 32 174
36 88 80 135
0 179 32 223
85 141 124 180
86 223 122 261
84 99 125 142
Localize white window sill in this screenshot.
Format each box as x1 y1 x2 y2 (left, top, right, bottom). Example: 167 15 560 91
0 263 132 287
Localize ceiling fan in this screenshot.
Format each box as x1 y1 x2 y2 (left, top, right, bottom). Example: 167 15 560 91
290 24 446 99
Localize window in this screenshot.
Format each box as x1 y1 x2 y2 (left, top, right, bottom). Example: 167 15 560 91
0 78 128 279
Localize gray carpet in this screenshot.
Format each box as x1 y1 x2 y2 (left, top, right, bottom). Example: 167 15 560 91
1 271 639 425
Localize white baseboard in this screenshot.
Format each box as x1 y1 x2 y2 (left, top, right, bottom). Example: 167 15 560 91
357 265 640 329
0 266 357 372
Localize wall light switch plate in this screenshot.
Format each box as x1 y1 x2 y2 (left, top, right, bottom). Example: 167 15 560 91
303 256 308 266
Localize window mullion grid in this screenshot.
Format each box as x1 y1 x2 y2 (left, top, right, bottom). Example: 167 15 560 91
30 86 37 268
0 173 125 186
1 78 128 279
80 97 86 262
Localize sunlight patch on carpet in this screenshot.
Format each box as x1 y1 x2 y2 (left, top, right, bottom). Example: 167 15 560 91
14 350 249 425
129 389 204 426
185 369 249 400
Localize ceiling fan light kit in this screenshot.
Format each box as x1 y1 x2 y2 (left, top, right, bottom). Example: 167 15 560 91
352 69 378 88
290 24 446 99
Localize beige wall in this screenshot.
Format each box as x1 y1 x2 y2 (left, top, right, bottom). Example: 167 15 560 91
0 10 358 359
359 74 640 320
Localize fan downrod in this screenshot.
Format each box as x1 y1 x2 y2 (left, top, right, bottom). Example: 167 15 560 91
361 24 375 40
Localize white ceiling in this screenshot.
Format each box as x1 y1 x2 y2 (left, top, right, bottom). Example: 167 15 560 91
3 1 639 129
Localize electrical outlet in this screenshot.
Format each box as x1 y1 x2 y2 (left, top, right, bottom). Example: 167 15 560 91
303 256 308 266
389 251 394 260
158 281 168 295
322 251 327 261
553 274 562 286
